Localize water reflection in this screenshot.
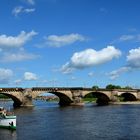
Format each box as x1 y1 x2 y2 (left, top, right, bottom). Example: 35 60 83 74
0 129 17 140
1 100 140 140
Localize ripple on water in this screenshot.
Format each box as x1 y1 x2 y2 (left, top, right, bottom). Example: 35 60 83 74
1 101 140 140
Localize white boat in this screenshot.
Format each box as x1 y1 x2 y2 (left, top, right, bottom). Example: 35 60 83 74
0 107 16 130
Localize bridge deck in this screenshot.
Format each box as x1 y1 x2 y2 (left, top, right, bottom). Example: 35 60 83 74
0 87 139 92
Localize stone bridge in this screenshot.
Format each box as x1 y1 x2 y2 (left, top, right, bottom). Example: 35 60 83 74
0 87 140 107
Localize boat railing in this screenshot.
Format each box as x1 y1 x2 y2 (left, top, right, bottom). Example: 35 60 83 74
0 108 14 118
6 111 14 116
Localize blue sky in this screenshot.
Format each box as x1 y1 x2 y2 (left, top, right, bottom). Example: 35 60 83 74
0 0 140 88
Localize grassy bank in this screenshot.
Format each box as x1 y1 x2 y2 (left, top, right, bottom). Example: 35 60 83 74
83 98 97 102
0 94 9 99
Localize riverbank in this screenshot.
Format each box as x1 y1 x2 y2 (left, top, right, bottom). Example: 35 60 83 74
110 101 140 105
0 99 12 101
84 100 140 105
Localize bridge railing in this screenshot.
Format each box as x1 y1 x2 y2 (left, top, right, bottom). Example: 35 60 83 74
0 87 139 92
0 88 24 92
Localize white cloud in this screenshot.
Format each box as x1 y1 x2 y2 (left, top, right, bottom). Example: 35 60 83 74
127 47 140 68
12 6 35 17
24 72 38 81
24 8 35 13
14 79 22 85
61 62 75 74
0 68 13 84
88 72 94 77
108 67 131 80
70 46 121 68
46 33 87 47
108 47 140 79
112 34 140 44
0 30 37 49
119 35 135 41
1 52 39 62
26 0 35 5
71 76 76 80
12 6 23 17
61 46 121 74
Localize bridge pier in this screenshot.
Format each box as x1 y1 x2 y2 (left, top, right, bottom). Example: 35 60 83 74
20 88 34 107
13 102 22 108
70 97 85 106
110 91 120 103
70 90 84 106
13 97 33 107
21 97 33 107
59 100 71 106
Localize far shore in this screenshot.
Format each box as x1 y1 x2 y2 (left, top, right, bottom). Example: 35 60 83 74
85 100 140 105
0 99 12 101
110 101 140 105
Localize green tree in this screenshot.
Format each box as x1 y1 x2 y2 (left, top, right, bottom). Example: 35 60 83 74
0 94 9 99
115 85 121 89
106 84 115 89
92 85 99 90
106 84 121 89
85 93 94 98
123 86 133 89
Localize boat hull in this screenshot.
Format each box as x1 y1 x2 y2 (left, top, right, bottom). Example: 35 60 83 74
0 116 16 130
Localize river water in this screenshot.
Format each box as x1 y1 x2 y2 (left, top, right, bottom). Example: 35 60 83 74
0 100 140 140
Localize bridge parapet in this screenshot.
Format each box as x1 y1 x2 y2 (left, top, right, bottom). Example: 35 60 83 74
0 88 24 92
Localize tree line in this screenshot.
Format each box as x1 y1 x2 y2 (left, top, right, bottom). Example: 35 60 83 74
92 84 133 90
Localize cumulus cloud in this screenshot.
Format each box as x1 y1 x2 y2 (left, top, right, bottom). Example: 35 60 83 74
15 71 38 84
0 30 37 49
127 47 140 68
24 72 38 81
108 47 140 79
61 46 121 74
70 46 121 68
12 6 35 17
0 68 13 84
45 33 87 47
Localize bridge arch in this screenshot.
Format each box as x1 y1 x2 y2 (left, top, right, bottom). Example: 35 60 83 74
84 92 110 105
37 91 73 106
0 92 22 107
119 92 137 101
